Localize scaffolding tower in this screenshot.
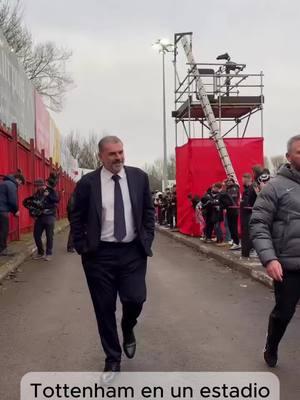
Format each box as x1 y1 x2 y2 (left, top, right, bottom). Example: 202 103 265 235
172 32 264 179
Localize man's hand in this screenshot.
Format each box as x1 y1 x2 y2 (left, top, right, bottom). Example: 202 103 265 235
266 260 283 282
14 211 20 217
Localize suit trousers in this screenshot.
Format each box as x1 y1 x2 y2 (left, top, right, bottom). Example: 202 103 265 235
82 240 147 363
0 213 9 253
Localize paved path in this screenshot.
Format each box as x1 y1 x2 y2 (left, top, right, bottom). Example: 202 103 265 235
0 231 299 399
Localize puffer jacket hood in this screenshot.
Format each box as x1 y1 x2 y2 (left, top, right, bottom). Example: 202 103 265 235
3 175 18 186
0 175 18 213
277 163 300 185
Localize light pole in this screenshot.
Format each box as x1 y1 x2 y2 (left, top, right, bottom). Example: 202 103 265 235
152 38 174 192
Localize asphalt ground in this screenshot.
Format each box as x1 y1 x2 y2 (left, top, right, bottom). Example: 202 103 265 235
0 231 299 399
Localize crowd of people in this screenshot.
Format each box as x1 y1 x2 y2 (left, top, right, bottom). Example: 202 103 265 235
0 171 60 260
152 185 177 228
154 165 273 259
191 166 272 257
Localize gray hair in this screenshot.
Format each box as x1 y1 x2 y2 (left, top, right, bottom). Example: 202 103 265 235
287 135 300 153
98 136 123 152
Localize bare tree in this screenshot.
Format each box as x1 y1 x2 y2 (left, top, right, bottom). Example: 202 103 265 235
143 155 176 191
23 42 73 112
64 130 81 160
78 133 99 170
271 155 286 173
63 131 100 170
0 1 30 54
167 154 176 180
264 156 272 172
0 0 73 112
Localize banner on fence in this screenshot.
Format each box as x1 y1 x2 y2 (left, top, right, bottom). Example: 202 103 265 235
49 116 61 165
0 30 35 141
35 91 50 159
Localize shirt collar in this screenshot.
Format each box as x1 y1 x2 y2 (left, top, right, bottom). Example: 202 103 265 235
102 166 125 180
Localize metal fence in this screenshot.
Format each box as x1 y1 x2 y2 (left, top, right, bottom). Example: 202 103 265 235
0 122 75 241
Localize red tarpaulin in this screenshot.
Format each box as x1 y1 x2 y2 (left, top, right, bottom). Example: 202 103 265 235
176 137 264 236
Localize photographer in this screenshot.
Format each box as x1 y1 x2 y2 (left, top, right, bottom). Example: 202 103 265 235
23 174 59 261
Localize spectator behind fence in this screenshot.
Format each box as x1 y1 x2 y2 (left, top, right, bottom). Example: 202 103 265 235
0 171 25 256
202 183 224 244
250 135 300 368
199 188 211 240
221 178 241 250
240 173 256 258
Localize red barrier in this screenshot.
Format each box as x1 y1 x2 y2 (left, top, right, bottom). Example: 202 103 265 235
176 137 264 236
0 123 75 241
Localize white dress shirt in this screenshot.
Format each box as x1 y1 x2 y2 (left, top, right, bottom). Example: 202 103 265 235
100 166 136 242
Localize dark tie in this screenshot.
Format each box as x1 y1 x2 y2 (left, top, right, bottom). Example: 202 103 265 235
112 175 127 241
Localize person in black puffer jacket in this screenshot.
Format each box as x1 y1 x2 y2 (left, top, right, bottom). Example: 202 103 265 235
250 135 300 368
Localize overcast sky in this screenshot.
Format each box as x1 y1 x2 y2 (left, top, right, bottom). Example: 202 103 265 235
22 0 300 167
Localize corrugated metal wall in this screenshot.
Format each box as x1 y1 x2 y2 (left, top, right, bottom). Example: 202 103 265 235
0 122 75 241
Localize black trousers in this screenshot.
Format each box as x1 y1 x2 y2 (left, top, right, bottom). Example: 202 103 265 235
0 213 9 253
82 240 147 363
241 211 252 257
67 229 74 250
227 209 239 245
267 270 300 350
33 215 55 255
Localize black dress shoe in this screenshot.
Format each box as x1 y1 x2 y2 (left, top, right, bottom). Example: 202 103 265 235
123 330 136 359
264 346 278 368
101 362 121 385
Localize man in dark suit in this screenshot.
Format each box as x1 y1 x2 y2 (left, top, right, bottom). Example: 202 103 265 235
71 136 155 377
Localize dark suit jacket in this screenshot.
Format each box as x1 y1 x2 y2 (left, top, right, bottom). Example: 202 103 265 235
70 166 155 257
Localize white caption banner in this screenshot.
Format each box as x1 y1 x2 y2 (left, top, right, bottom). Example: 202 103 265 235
21 372 279 400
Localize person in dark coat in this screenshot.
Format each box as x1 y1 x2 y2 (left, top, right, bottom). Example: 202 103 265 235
23 176 59 261
66 192 75 252
250 135 300 368
240 173 257 257
202 183 224 243
221 178 240 250
0 172 25 256
70 136 155 381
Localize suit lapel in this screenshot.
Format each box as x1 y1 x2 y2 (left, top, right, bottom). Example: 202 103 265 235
91 168 102 223
125 166 138 225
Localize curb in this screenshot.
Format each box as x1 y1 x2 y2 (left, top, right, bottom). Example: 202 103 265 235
156 226 273 289
0 220 70 284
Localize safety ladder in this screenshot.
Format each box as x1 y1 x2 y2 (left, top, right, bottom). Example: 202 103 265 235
180 34 238 183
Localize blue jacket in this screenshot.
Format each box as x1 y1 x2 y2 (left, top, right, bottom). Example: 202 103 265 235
0 175 19 214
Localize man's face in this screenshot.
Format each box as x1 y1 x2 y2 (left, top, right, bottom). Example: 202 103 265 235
99 141 124 174
287 140 300 171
